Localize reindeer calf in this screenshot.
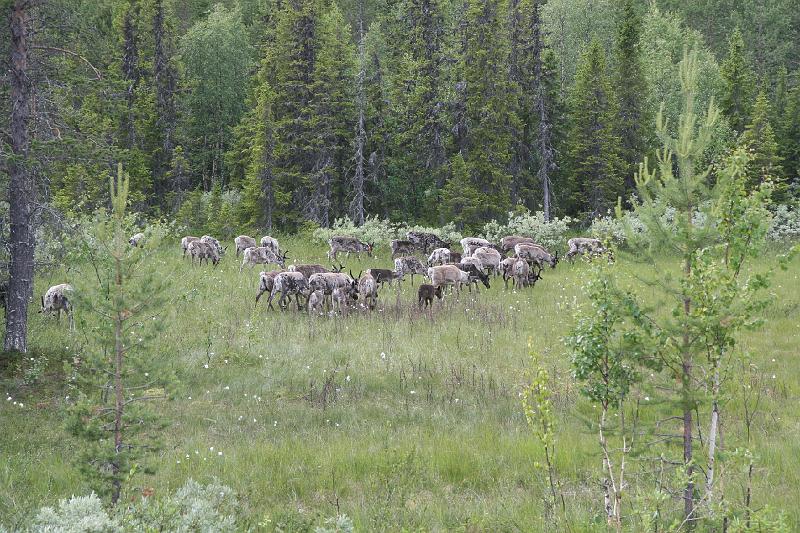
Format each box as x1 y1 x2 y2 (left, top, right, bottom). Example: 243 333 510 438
417 284 443 308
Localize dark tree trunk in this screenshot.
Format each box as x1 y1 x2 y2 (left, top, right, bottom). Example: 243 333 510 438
122 6 139 149
153 0 177 195
4 0 36 354
530 1 554 220
350 12 366 225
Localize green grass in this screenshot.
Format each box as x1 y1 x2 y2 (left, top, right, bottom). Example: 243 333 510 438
1 237 799 531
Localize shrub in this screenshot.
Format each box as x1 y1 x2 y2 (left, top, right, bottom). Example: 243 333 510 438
314 514 355 533
32 493 119 533
590 211 647 245
767 204 800 242
482 211 573 250
120 479 239 532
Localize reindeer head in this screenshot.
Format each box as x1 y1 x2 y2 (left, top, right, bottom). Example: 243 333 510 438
278 250 289 267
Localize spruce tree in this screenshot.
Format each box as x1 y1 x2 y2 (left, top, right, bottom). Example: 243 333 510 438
458 0 515 224
720 27 755 134
740 91 784 199
779 83 800 193
566 39 625 219
614 0 649 195
308 3 356 226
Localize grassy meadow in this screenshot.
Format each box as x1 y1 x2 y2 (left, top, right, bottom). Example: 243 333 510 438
1 236 799 531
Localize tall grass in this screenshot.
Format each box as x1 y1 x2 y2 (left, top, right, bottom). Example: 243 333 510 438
1 236 799 530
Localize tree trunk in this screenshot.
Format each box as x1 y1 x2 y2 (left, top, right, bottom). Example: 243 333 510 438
122 8 139 149
530 1 554 221
4 0 36 354
153 0 177 196
350 12 366 226
111 254 124 505
682 252 695 525
706 362 721 498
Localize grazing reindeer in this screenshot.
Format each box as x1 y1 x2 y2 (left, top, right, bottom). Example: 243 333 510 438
427 265 470 292
255 270 284 306
500 257 518 288
327 236 374 261
427 247 451 266
40 283 74 330
512 258 531 290
447 250 462 264
472 246 502 275
240 247 288 272
331 286 356 315
307 289 325 315
459 256 483 272
260 235 280 254
309 271 357 310
234 235 257 257
390 239 416 258
566 237 612 262
394 256 427 286
288 263 331 280
129 232 145 247
181 236 199 257
366 268 401 287
187 240 220 266
358 271 378 310
267 271 308 311
500 235 536 254
201 235 226 257
418 284 443 308
406 231 449 254
456 263 491 292
460 237 492 257
515 243 558 269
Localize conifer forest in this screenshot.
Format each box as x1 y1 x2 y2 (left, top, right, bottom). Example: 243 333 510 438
2 0 800 530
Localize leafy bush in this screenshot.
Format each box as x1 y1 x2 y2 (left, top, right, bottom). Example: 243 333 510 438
122 478 238 532
589 211 647 244
32 493 119 533
314 514 355 533
767 204 800 242
482 211 573 250
312 215 402 245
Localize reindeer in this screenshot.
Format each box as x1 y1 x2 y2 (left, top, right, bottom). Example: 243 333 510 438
187 240 220 266
260 235 280 255
515 243 558 270
394 256 427 286
327 236 374 261
500 235 536 254
406 231 449 254
129 232 145 247
459 256 483 272
460 237 492 257
266 271 308 311
309 271 358 310
40 283 74 330
358 272 378 310
307 289 325 315
456 262 491 292
181 236 199 257
566 237 612 262
418 284 443 309
427 265 470 292
366 268 401 287
447 250 462 264
331 286 356 315
472 246 502 275
500 257 518 288
201 235 226 257
240 246 288 273
288 263 331 280
234 235 257 257
511 258 531 290
390 239 416 258
427 247 451 266
255 270 284 306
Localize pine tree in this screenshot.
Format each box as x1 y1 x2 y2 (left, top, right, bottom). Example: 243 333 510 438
459 0 515 223
441 153 482 230
566 39 625 219
614 0 650 196
740 91 784 199
720 27 755 134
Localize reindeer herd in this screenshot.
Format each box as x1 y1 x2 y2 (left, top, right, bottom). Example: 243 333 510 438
37 230 612 326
